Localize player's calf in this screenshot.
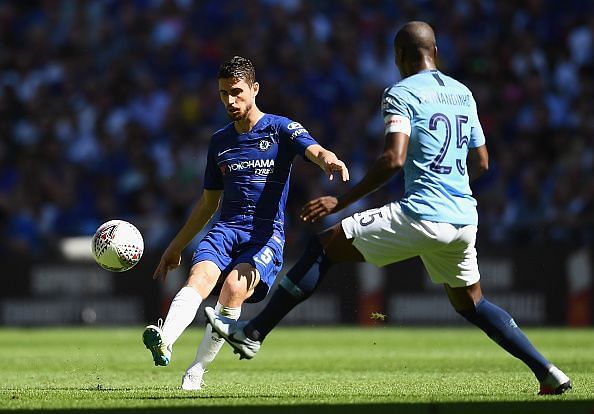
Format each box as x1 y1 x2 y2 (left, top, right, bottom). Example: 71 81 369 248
456 296 557 384
456 295 574 395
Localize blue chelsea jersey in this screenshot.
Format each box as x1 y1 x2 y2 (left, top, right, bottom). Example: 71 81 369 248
203 113 318 235
382 70 486 225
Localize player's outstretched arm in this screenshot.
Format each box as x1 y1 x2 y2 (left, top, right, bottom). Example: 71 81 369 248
153 189 222 280
301 132 408 223
304 144 349 182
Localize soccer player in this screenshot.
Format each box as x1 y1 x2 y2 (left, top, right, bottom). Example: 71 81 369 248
206 22 572 395
143 56 349 390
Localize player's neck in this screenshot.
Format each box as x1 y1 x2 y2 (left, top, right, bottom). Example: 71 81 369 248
234 108 265 134
403 59 436 78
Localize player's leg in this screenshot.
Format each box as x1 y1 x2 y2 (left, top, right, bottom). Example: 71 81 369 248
218 262 261 306
421 222 571 395
207 203 417 358
237 203 419 344
182 263 258 390
446 282 552 376
143 260 221 366
206 223 364 358
187 235 278 383
445 282 571 395
241 223 362 342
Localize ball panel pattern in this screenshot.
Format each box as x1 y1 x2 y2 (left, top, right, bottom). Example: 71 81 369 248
91 220 144 272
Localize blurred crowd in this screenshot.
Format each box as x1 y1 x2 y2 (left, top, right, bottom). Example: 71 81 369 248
1 0 593 259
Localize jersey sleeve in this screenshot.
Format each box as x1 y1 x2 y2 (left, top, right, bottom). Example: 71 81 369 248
469 96 486 148
279 118 319 159
203 141 223 190
381 85 413 136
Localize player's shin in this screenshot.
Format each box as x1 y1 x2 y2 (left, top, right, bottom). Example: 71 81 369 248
457 297 551 381
245 236 330 341
162 286 203 346
189 302 241 372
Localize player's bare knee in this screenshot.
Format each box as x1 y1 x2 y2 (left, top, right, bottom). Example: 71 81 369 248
450 297 475 314
221 275 243 296
319 224 363 263
185 279 208 299
186 266 220 298
223 264 259 296
220 280 252 306
317 223 345 247
445 283 482 313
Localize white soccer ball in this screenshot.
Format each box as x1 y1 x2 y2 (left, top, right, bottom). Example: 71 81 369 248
91 220 144 272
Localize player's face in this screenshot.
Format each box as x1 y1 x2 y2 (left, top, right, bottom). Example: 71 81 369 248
218 77 259 121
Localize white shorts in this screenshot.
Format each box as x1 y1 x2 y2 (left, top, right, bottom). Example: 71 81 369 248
341 202 480 288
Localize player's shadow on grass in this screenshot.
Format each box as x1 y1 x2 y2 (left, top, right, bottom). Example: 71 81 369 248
2 401 593 414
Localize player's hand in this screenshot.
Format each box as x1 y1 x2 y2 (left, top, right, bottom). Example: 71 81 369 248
321 153 349 182
300 196 340 222
153 245 182 280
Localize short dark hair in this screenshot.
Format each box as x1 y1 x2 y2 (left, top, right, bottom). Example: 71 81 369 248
217 56 256 85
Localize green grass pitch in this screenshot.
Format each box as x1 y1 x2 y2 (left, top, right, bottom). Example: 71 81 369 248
0 327 592 413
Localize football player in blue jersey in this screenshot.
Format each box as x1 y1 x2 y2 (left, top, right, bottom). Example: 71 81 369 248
206 22 572 395
142 56 349 390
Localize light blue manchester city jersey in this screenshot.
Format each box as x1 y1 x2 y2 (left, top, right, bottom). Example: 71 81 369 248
382 69 486 225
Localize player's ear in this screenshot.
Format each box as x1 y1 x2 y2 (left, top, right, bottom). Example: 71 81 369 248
253 81 259 96
395 46 403 67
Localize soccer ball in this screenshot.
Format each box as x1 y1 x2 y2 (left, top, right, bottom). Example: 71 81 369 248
91 220 144 272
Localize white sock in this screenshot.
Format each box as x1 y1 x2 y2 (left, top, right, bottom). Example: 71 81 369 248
186 301 241 373
162 286 203 346
542 365 570 386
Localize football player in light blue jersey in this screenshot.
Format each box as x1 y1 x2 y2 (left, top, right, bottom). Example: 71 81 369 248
142 56 349 390
206 22 572 395
383 67 485 225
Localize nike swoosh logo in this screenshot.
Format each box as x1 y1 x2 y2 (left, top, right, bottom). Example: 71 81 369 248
217 148 237 156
